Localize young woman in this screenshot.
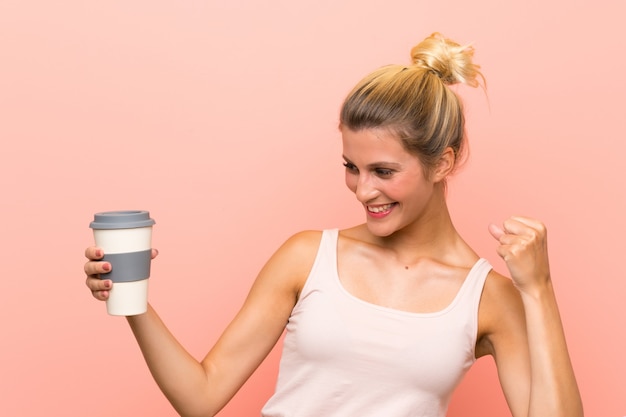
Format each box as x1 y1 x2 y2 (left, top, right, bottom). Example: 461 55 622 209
84 33 583 417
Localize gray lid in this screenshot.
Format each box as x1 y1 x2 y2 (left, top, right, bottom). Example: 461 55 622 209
89 210 155 229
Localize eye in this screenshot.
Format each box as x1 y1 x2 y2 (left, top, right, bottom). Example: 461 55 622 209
374 168 394 177
343 162 358 173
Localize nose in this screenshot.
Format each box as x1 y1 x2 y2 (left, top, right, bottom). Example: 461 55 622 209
354 173 378 203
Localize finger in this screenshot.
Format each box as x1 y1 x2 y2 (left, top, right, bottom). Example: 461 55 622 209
489 223 521 245
495 234 521 246
510 215 544 229
93 290 110 300
494 244 511 261
488 223 505 240
511 216 548 241
504 218 548 250
91 287 111 301
85 246 104 261
502 217 539 237
85 276 112 292
505 216 547 236
151 248 159 259
85 276 113 300
84 260 111 276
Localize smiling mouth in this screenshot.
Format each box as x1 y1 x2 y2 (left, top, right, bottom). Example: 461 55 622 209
367 203 396 213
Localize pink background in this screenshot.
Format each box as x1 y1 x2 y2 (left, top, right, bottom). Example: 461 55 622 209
1 1 624 416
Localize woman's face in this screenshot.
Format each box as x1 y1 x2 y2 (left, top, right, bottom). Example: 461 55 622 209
341 127 439 237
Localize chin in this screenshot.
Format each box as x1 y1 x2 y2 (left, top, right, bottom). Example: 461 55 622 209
365 221 397 238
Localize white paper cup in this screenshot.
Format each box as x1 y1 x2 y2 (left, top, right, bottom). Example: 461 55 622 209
89 211 155 316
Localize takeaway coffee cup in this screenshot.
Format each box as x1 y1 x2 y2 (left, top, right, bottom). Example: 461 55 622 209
89 210 155 316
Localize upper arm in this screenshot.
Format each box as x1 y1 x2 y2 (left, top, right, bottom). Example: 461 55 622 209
477 270 531 417
199 230 322 413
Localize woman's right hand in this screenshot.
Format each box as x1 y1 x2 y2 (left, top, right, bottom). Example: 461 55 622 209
84 247 158 301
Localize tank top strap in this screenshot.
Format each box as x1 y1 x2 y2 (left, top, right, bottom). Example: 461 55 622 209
297 229 339 301
463 258 492 300
317 229 339 273
454 258 492 323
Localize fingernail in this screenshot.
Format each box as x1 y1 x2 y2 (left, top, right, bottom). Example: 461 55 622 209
95 249 102 257
102 263 110 272
104 280 111 289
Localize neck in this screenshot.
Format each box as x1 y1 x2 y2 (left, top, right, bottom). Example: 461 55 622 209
373 185 467 263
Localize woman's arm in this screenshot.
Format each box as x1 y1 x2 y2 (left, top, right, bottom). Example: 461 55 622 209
519 279 582 416
85 230 322 417
481 216 583 417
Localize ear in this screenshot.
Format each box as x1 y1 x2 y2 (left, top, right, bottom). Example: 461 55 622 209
432 147 456 182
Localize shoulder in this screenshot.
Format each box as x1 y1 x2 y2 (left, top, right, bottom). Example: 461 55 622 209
285 229 325 247
275 230 325 260
267 229 324 267
257 230 324 292
476 268 527 358
483 269 521 303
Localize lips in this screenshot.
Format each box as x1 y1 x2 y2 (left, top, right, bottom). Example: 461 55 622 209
367 203 396 214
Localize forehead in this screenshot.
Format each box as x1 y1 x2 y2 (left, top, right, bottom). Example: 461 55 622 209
341 127 414 162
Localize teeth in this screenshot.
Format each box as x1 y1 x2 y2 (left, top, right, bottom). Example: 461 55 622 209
368 203 394 213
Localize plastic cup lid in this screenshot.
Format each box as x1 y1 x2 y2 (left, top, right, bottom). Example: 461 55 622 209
89 210 155 229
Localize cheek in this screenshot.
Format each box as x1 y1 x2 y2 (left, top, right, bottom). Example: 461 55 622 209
387 178 422 201
345 172 357 193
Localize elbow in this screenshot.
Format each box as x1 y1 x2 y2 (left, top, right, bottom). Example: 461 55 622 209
177 406 217 417
169 395 218 417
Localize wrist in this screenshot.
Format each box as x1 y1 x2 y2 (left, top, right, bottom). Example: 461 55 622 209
518 277 555 303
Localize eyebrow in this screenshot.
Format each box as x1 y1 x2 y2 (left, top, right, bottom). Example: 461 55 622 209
342 155 402 169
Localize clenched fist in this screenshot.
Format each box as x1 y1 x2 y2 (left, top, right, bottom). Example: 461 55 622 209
488 216 551 296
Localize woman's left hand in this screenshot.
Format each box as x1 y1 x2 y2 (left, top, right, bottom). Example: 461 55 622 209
488 216 551 296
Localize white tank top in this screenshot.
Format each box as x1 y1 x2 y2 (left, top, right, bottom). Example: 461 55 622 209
261 229 491 417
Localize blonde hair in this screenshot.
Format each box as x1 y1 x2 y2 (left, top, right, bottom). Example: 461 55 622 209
339 32 485 178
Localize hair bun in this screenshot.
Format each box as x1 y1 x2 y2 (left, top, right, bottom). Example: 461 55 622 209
410 32 483 87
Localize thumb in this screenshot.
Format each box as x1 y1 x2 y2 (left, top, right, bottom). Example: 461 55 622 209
488 223 505 240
